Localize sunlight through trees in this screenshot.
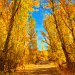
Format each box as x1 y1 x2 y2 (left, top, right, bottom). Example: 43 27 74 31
0 0 75 75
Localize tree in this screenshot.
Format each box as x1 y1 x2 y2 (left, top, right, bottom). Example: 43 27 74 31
0 0 40 72
44 0 75 70
2 0 21 72
28 16 38 63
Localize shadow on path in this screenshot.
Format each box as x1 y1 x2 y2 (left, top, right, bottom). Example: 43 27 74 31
16 67 61 75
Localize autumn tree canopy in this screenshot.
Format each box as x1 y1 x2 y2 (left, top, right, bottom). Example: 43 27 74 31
0 0 75 74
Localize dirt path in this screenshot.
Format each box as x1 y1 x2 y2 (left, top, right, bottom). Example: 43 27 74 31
4 64 74 75
15 64 61 75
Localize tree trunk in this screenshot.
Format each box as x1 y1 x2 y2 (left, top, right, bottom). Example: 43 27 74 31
2 0 21 71
51 0 71 69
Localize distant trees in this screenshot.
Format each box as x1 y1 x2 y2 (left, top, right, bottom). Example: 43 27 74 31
28 17 38 64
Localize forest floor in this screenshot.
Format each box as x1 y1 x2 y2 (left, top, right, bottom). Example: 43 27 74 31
15 63 75 75
1 63 75 75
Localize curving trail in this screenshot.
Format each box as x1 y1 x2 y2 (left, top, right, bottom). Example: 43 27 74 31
5 64 74 75
15 64 61 75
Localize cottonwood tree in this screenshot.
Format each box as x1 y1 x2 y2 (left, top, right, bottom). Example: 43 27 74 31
28 17 38 64
0 0 40 72
43 0 75 70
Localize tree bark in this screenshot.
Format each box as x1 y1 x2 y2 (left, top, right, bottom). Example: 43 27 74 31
2 0 21 72
51 0 71 69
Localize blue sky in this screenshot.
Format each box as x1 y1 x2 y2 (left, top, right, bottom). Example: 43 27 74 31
31 0 75 50
8 0 75 50
31 0 52 50
8 0 51 50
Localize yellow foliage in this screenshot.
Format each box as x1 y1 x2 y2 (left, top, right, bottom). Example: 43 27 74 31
33 1 40 8
0 2 2 9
